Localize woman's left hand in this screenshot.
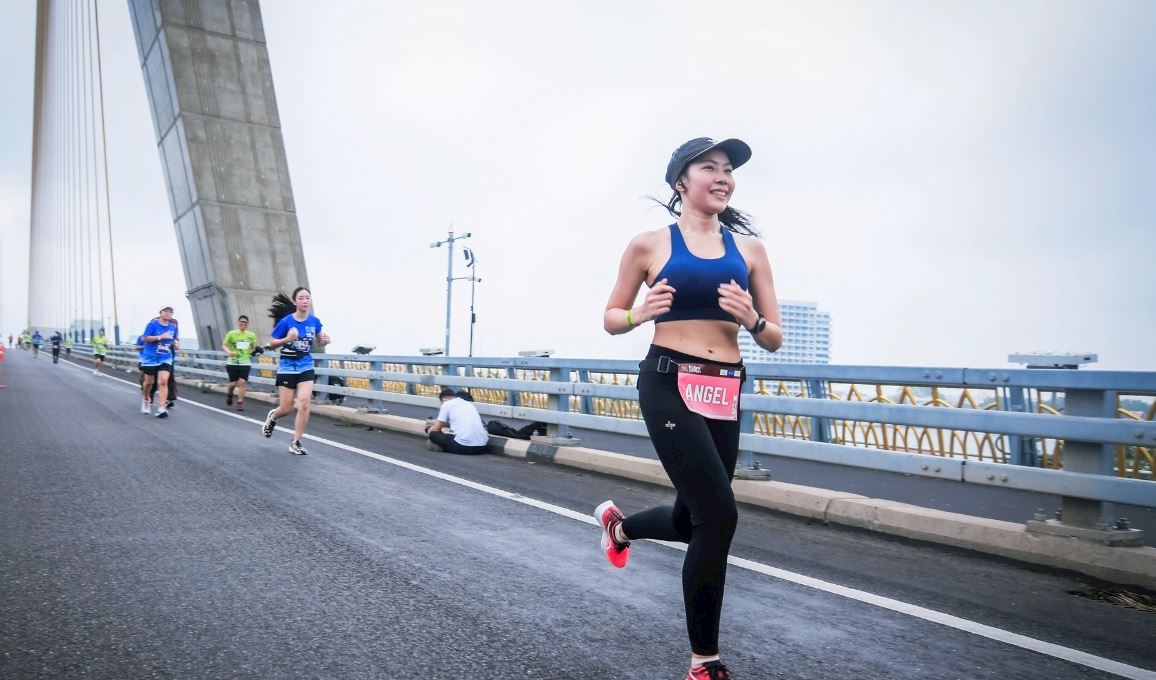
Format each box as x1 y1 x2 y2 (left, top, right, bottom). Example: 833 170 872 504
717 279 757 329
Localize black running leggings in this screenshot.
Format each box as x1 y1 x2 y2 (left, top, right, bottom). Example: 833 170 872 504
621 345 741 656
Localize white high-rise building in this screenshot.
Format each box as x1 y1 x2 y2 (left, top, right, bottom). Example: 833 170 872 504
740 300 831 364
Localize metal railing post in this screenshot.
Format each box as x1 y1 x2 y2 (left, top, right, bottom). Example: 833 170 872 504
547 366 573 440
1061 389 1116 527
806 378 830 444
368 359 384 411
735 376 770 479
446 360 460 394
1004 385 1037 466
1026 388 1143 544
577 369 593 415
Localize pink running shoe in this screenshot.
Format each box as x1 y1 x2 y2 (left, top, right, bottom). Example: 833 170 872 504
594 500 630 568
687 661 732 680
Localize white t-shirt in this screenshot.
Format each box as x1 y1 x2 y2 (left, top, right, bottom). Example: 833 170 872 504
436 398 489 447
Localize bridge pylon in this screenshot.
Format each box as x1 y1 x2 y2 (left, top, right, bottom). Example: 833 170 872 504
127 0 310 346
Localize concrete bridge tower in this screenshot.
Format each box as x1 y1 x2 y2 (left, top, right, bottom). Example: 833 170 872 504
127 0 309 347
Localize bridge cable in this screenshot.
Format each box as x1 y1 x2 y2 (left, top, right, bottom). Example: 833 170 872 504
45 3 56 330
66 0 75 337
85 0 105 336
43 4 54 330
80 0 94 342
72 0 83 340
64 1 72 335
53 1 64 333
76 0 87 340
93 0 121 343
80 0 91 339
67 0 77 336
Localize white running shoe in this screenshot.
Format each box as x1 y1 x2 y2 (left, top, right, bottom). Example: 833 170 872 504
92 369 98 375
155 409 169 419
288 439 308 455
262 409 277 438
140 400 151 415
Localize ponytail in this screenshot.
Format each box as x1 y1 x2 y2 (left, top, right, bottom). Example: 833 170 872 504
267 292 294 321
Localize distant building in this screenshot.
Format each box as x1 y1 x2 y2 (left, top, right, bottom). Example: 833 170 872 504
740 300 830 364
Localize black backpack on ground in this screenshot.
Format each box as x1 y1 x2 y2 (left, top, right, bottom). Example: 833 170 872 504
485 420 548 440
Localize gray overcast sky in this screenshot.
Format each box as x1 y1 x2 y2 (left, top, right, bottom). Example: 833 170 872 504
2 1 1154 369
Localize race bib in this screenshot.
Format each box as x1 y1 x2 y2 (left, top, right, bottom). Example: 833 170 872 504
676 362 742 421
235 341 251 350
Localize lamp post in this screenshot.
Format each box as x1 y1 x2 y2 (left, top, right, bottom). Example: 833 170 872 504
459 248 481 357
429 228 471 357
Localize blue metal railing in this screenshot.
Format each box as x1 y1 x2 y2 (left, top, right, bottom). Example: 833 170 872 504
78 346 1156 516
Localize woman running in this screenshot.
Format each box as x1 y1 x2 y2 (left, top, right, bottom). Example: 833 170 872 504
261 287 330 455
91 328 109 375
596 137 782 680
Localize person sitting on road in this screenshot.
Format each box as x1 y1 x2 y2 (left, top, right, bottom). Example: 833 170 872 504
426 387 489 455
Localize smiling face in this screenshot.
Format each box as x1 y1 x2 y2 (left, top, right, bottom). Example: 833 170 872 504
159 309 173 322
676 149 735 216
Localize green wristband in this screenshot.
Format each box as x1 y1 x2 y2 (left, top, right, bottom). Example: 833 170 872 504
626 309 635 328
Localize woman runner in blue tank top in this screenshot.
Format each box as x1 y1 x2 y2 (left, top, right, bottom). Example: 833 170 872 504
597 137 783 680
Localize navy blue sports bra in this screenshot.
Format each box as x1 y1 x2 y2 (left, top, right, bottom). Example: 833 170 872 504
653 224 749 324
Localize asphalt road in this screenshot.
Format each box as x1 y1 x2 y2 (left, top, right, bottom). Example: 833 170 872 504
2 350 1154 679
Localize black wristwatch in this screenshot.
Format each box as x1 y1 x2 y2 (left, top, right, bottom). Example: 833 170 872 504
748 315 767 335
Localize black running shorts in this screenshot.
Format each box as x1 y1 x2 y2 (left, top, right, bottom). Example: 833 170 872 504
275 369 316 389
226 364 252 382
140 363 173 377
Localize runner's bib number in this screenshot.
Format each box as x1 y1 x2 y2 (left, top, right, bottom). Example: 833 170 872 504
676 362 743 421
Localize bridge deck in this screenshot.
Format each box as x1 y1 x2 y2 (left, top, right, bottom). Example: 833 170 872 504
1 351 1153 679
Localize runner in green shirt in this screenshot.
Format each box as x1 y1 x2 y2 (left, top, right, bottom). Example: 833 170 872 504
92 328 110 375
222 315 259 412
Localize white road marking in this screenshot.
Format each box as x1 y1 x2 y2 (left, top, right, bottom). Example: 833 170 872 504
58 357 1156 680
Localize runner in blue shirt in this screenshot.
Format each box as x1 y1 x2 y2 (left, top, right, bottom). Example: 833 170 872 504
31 330 43 359
139 306 179 418
261 287 330 455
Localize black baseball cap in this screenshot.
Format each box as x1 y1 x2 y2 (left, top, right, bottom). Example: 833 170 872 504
665 137 753 190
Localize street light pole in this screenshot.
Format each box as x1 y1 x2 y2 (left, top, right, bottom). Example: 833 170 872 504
462 248 480 357
430 227 471 357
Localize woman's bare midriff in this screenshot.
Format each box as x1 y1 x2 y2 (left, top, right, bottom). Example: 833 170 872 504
651 319 742 363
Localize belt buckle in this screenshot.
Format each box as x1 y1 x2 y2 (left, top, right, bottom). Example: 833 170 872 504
656 356 674 374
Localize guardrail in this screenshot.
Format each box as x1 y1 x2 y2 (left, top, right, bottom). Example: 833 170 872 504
77 345 1156 542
